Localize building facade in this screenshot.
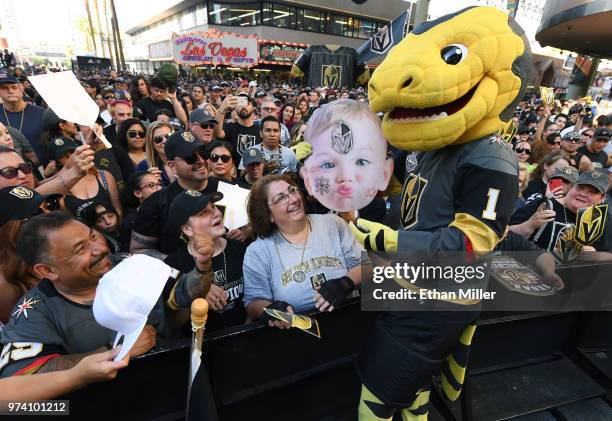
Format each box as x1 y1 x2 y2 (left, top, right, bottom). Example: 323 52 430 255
124 0 411 74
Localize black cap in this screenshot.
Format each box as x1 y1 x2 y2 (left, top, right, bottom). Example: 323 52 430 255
167 190 223 235
220 82 230 87
42 108 63 131
0 72 19 85
255 91 266 98
164 130 205 160
48 136 78 161
79 201 116 227
211 85 222 91
0 186 61 227
517 126 531 135
594 128 610 141
576 170 609 194
550 166 578 184
243 147 265 166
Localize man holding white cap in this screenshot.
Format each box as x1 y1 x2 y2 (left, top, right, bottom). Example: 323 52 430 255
0 212 214 377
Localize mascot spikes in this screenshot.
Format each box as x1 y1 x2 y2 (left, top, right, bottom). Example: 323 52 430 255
351 7 531 421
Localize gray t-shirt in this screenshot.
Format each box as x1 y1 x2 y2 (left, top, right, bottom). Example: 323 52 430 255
243 214 365 312
239 143 298 174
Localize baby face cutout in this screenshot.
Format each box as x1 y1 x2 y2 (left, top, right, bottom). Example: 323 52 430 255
302 117 392 212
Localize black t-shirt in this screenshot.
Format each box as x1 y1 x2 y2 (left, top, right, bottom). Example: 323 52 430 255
577 146 608 168
133 178 220 255
522 177 546 200
221 122 261 158
103 124 118 146
164 239 246 332
94 147 133 196
510 197 612 262
236 175 254 190
134 97 175 122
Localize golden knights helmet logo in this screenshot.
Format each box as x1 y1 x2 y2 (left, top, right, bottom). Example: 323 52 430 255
401 173 428 229
574 204 608 246
322 65 342 88
9 186 34 199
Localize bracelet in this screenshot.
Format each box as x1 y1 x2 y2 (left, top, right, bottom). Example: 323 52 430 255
195 265 212 275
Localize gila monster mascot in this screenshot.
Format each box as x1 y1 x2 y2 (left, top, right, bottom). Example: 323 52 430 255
350 7 531 420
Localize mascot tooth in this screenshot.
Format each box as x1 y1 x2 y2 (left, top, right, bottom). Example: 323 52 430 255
351 7 531 420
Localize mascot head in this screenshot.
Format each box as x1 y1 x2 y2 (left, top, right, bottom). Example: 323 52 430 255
368 6 532 151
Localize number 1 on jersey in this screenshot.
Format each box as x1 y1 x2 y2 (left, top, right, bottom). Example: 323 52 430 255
482 188 500 221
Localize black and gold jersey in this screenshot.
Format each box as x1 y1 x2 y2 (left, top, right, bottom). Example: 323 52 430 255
294 46 367 88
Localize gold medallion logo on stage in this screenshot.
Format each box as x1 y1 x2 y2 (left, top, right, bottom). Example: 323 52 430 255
401 173 428 229
321 65 342 88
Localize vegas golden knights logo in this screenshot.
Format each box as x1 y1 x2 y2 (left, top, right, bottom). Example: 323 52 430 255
401 173 428 229
574 204 608 246
321 65 342 88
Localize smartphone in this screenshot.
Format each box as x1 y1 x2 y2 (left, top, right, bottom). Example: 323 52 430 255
548 178 563 192
269 153 280 165
235 96 248 108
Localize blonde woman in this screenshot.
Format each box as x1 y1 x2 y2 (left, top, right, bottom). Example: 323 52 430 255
135 121 174 186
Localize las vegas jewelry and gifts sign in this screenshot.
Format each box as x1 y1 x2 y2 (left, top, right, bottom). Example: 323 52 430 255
172 29 258 67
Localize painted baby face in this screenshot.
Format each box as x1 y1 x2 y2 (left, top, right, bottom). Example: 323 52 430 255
302 117 392 212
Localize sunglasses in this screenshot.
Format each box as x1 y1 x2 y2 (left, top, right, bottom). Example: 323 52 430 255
547 139 561 145
198 123 215 129
262 107 277 113
515 147 531 154
139 181 163 190
103 95 115 100
0 162 33 179
128 130 145 138
210 154 232 163
153 133 171 144
182 148 209 165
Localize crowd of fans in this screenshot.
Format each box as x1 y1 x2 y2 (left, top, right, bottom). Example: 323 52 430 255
0 64 611 397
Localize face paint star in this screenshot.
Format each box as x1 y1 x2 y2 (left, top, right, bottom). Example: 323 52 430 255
12 297 42 320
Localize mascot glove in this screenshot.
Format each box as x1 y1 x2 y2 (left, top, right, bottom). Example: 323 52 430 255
317 276 355 308
350 218 398 253
292 142 312 162
260 300 290 324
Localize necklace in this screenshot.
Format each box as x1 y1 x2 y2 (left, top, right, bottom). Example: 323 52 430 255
274 218 310 273
188 239 228 280
2 103 27 133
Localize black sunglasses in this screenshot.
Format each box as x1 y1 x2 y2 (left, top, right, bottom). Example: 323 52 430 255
548 140 561 145
183 148 209 165
515 147 531 154
103 95 115 100
128 130 145 138
0 162 33 179
153 133 171 144
198 123 215 129
210 154 232 163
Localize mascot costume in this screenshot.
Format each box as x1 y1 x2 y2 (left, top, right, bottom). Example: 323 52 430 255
349 7 531 420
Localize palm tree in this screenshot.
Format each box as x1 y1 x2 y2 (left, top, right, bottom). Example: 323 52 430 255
93 0 107 58
103 0 115 69
84 0 98 55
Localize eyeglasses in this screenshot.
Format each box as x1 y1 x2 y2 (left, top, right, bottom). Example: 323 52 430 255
139 181 163 190
262 107 277 113
153 133 171 144
182 148 209 165
515 148 531 154
128 130 145 138
269 186 299 206
103 95 115 100
198 123 215 129
0 162 33 179
210 154 231 163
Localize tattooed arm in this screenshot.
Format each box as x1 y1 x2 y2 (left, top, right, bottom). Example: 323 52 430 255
37 347 108 374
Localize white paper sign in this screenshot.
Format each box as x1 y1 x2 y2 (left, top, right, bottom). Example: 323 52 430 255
216 181 250 230
28 71 112 148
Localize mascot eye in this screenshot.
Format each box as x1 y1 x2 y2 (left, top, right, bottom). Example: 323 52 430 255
441 44 467 65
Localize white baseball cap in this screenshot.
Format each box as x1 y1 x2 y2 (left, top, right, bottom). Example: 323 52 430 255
93 254 171 361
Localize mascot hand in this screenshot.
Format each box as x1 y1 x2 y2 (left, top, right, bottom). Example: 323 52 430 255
317 276 355 308
292 141 312 162
350 218 398 253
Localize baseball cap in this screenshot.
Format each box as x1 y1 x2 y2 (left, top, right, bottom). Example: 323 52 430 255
575 170 609 194
594 128 610 141
0 186 61 227
237 93 256 106
164 130 205 160
80 201 116 227
42 108 63 132
48 136 78 161
561 129 580 141
0 72 19 85
550 166 578 184
189 108 216 125
211 85 222 91
255 91 266 98
167 190 223 235
93 254 172 361
243 147 265 166
220 81 230 87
